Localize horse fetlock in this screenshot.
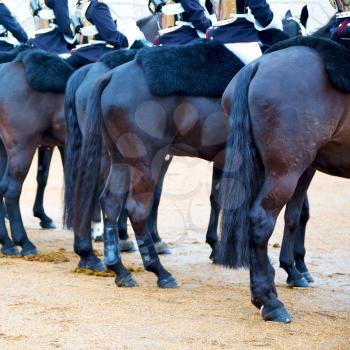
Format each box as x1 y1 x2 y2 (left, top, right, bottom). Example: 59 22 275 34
73 237 93 257
136 234 159 268
294 254 307 270
103 225 121 265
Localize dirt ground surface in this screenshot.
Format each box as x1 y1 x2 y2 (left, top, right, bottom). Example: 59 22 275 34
0 151 349 350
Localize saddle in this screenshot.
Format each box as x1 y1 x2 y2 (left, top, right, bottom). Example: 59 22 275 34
135 40 244 97
14 50 75 93
267 36 350 93
0 45 29 64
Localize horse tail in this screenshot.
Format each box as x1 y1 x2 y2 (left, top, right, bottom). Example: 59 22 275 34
64 65 91 228
217 63 263 268
72 73 112 237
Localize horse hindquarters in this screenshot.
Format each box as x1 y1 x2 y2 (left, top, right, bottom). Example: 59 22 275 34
0 138 41 256
220 63 302 323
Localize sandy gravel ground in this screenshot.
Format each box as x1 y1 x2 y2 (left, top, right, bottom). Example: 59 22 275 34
0 151 349 350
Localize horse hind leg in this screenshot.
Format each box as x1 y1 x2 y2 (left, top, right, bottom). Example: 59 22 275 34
206 165 222 262
33 146 56 229
100 162 138 287
116 197 136 252
249 173 302 323
294 195 314 283
279 168 315 288
126 151 178 288
0 141 19 256
2 143 39 256
148 155 173 255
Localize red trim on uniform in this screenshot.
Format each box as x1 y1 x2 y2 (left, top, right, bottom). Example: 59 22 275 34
154 35 160 46
206 28 211 40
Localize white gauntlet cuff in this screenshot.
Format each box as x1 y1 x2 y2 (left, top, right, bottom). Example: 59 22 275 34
254 14 283 31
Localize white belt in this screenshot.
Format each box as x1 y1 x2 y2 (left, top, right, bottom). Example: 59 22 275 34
37 8 56 21
80 25 99 37
161 3 185 16
337 11 350 19
74 40 108 49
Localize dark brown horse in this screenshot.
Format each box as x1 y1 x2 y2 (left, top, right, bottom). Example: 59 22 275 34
28 15 160 230
0 46 58 229
219 37 350 323
0 53 67 256
68 28 318 290
0 48 152 263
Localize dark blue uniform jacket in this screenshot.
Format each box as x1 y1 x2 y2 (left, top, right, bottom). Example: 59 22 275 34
28 0 74 54
155 0 212 46
0 3 28 51
73 0 128 62
207 0 274 43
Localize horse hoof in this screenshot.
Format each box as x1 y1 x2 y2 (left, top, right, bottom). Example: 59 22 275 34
78 255 105 272
94 234 103 243
287 276 309 288
1 245 20 256
115 273 138 288
157 275 178 288
261 306 292 323
21 247 39 257
40 220 56 229
209 250 217 263
119 239 136 252
301 271 314 283
155 241 171 255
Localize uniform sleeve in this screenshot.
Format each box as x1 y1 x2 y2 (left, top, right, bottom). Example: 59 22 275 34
86 1 128 47
0 4 28 43
179 0 212 33
44 0 74 38
246 0 274 28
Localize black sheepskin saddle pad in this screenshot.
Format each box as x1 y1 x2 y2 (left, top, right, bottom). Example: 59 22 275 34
0 45 30 64
99 48 137 69
135 41 244 97
267 36 350 93
14 50 75 93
